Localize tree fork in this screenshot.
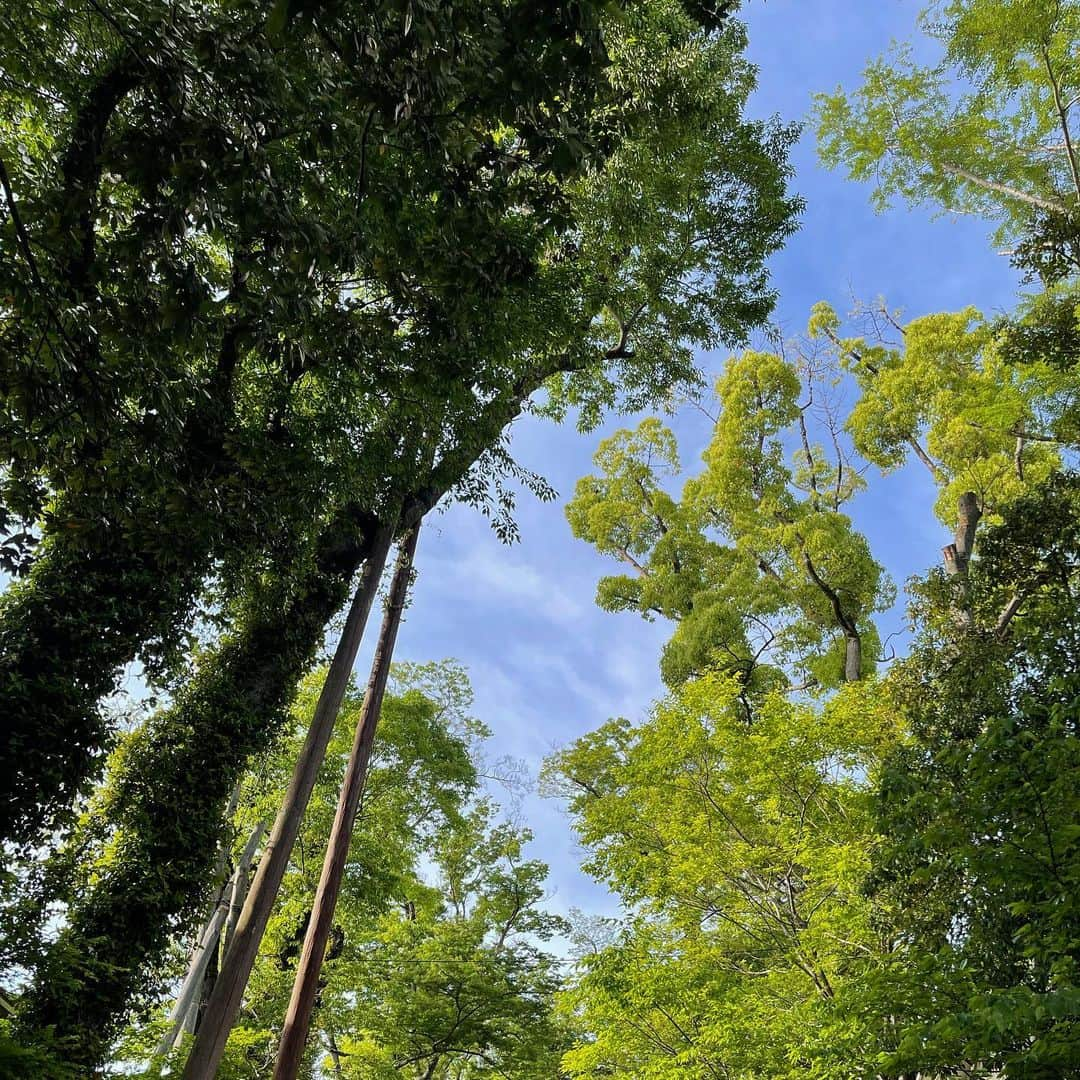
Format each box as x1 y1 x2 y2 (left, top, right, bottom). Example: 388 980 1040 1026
274 525 420 1080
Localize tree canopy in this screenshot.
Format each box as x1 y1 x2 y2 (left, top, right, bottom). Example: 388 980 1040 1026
3 0 1080 1077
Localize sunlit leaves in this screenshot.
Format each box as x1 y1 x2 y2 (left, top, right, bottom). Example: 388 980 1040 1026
814 0 1080 261
550 673 902 1079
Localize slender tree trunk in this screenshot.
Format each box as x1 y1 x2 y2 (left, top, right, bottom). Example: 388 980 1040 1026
324 1028 345 1079
274 526 420 1080
157 898 229 1057
193 926 220 1034
165 785 239 1048
182 515 398 1080
157 819 265 1057
797 543 863 683
222 821 267 960
1041 47 1080 203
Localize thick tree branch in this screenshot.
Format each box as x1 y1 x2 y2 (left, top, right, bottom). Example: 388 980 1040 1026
57 52 143 292
798 542 862 682
1041 46 1080 202
942 492 981 577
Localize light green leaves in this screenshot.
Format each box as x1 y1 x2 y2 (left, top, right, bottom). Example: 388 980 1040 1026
814 0 1080 252
567 335 891 693
551 672 902 1078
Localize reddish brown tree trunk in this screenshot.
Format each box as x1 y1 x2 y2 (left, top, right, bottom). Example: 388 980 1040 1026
273 526 420 1080
182 516 398 1080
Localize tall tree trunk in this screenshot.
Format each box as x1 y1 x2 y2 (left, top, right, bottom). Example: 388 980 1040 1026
222 821 267 961
15 503 384 1070
942 491 981 578
325 1029 344 1079
17 368 556 1070
181 516 399 1080
942 491 982 630
158 876 233 1057
797 543 863 683
160 908 225 1057
154 789 251 1055
0 510 211 848
193 929 220 1034
273 526 420 1080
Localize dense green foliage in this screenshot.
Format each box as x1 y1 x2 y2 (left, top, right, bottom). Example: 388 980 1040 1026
566 345 891 695
554 0 1080 1059
869 475 1080 1076
4 0 1080 1077
0 0 603 844
0 0 797 854
558 363 1079 1079
2 0 797 1064
814 0 1080 262
547 674 901 1078
102 662 570 1079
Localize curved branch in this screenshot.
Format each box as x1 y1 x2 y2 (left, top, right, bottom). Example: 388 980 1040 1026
57 51 143 293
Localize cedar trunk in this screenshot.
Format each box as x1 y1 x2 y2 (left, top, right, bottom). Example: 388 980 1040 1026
273 526 420 1079
181 517 397 1080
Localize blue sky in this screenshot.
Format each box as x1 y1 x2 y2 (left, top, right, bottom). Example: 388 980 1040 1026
379 1 1024 921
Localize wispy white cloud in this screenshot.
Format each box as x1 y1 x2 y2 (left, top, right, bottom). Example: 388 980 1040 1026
425 544 588 628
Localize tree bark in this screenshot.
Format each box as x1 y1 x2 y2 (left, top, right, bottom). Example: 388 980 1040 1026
942 491 981 577
797 544 863 682
942 491 982 632
161 899 227 1057
1041 47 1080 203
843 634 862 684
222 821 267 961
181 515 397 1080
156 819 264 1057
273 526 420 1080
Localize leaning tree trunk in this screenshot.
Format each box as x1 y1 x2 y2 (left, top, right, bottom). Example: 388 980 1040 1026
14 502 384 1070
179 514 398 1080
274 526 420 1080
156 819 266 1058
797 542 863 683
942 491 981 578
0 502 212 849
17 369 556 1072
221 819 267 962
